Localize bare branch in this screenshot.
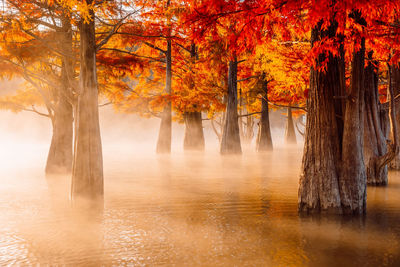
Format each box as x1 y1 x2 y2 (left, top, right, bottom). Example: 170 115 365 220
142 41 167 54
99 47 165 62
96 12 135 51
238 112 261 117
238 75 259 83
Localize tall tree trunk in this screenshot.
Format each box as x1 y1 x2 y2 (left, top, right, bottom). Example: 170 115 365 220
340 28 367 214
220 58 242 154
156 39 172 154
238 88 244 141
298 22 345 214
300 14 368 215
183 44 205 151
285 107 297 144
363 55 388 185
389 64 400 169
46 98 73 174
380 108 390 140
46 16 74 174
257 80 273 151
183 111 205 151
245 115 255 144
71 6 104 203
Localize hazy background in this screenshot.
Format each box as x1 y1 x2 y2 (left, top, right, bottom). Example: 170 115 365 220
0 77 304 168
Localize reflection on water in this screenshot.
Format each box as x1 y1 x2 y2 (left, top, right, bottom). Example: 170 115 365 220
0 146 400 266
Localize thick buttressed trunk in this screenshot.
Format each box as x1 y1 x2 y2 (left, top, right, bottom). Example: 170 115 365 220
257 80 273 151
389 64 400 169
299 21 346 214
285 107 297 144
156 39 172 154
363 55 388 185
184 111 205 151
71 7 104 203
300 14 368 215
220 58 242 154
340 23 367 214
46 17 74 174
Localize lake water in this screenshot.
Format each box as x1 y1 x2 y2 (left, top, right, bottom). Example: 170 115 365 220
0 145 400 266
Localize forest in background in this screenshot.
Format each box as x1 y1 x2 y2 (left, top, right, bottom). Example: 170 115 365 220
0 0 399 215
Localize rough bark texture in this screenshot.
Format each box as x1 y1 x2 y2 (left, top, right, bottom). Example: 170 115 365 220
363 58 388 185
298 22 345 214
71 7 104 203
299 14 368 215
183 111 205 151
389 64 400 169
220 59 242 154
380 108 390 140
340 32 367 214
285 107 297 144
257 80 273 151
156 39 172 154
45 17 73 174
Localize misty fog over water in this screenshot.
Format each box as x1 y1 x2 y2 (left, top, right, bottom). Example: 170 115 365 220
0 110 400 266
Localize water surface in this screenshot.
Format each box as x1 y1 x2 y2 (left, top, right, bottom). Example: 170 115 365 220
0 146 399 266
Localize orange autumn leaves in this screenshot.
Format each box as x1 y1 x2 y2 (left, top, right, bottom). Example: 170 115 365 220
1 0 400 120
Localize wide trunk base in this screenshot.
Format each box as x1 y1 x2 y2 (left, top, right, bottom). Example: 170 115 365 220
46 103 73 174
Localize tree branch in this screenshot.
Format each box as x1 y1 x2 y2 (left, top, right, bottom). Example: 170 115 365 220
96 12 134 51
142 41 167 54
99 47 165 62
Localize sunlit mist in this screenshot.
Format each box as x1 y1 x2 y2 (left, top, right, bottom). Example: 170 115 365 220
0 109 399 266
1 0 400 265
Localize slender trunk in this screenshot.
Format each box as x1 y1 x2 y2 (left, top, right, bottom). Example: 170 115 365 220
183 44 205 151
156 39 172 153
340 30 367 214
257 80 273 151
389 64 400 169
46 17 74 174
380 108 390 140
376 64 400 179
71 6 104 203
184 111 205 151
299 22 344 214
238 88 244 141
285 107 297 144
245 115 254 144
363 56 388 185
220 58 242 154
211 118 222 144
